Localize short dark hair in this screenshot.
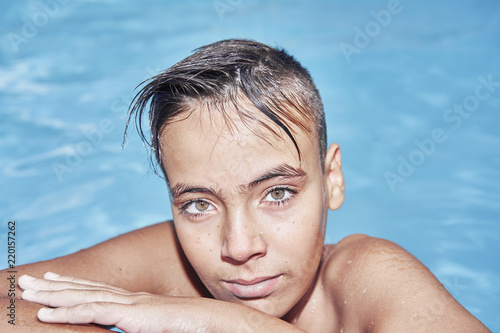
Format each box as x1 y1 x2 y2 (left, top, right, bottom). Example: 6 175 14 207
126 39 326 181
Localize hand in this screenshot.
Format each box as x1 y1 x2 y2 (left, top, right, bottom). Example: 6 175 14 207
18 272 211 333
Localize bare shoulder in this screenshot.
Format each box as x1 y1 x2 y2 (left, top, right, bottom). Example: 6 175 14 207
2 221 206 298
1 221 206 331
86 220 206 296
320 234 491 333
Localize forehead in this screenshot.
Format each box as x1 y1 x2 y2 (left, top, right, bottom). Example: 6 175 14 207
160 102 319 188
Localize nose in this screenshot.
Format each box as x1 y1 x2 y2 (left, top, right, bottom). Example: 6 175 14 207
221 209 267 265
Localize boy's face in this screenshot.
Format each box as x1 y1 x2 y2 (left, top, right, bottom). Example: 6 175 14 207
161 101 340 317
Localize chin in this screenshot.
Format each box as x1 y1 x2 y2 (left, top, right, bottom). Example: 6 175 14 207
235 295 294 318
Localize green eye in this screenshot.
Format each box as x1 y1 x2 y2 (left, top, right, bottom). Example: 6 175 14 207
195 200 209 211
270 189 285 200
181 199 214 218
263 187 296 205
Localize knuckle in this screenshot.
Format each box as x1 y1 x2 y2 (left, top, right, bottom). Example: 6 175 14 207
78 302 100 322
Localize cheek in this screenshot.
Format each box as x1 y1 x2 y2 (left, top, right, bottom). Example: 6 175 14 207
271 190 325 265
173 222 220 278
275 215 324 258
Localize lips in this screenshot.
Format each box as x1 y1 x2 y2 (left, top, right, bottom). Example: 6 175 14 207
222 275 282 299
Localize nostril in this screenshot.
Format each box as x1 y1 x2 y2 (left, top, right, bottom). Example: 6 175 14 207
221 233 267 265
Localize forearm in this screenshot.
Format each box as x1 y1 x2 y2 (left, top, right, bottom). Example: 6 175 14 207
31 294 305 332
19 272 304 332
0 221 204 297
0 297 107 332
164 296 305 333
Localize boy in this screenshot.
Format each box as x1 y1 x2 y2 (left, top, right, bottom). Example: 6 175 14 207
1 39 490 332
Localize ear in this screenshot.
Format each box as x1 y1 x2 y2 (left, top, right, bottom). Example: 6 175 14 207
324 143 344 210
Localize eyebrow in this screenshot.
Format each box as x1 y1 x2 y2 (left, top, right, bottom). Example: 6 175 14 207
169 163 307 199
244 163 307 191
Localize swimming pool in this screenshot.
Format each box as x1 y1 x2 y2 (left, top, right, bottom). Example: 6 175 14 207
1 0 499 330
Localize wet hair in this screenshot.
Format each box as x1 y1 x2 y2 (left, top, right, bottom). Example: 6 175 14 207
125 39 326 181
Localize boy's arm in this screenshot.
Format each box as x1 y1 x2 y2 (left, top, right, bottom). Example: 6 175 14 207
323 234 491 333
16 273 306 332
3 221 204 295
0 221 205 330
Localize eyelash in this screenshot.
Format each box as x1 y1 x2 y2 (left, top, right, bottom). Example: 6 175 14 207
179 200 213 219
262 186 297 207
178 187 298 219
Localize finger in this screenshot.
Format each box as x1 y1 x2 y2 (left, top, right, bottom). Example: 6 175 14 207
21 288 136 307
38 302 156 333
19 275 109 292
18 274 125 293
37 302 128 326
18 274 38 290
43 272 128 292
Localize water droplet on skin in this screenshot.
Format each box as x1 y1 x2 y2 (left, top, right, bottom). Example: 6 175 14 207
347 260 352 264
310 301 316 313
401 300 406 305
362 288 367 294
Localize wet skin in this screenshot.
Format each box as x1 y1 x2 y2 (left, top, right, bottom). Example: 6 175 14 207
161 102 337 318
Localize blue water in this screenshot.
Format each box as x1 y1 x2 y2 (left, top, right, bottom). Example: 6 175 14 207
1 0 499 330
